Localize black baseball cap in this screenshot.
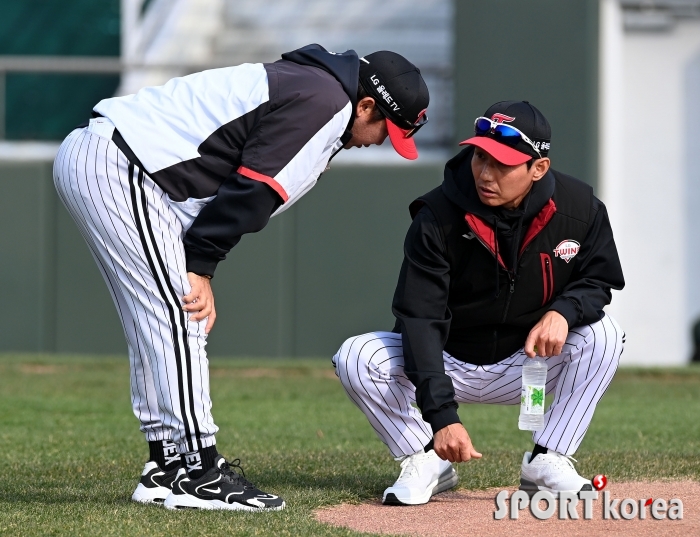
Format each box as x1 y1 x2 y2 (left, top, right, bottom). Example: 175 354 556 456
359 51 430 160
460 101 551 165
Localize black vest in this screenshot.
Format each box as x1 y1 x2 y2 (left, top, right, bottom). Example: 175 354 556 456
409 171 593 364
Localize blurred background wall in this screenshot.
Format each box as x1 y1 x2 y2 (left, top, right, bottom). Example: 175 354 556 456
0 0 698 364
599 0 700 365
0 0 120 139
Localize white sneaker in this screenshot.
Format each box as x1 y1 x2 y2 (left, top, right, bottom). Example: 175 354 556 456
382 449 458 505
520 450 593 496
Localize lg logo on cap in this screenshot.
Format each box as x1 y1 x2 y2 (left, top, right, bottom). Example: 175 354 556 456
369 75 401 112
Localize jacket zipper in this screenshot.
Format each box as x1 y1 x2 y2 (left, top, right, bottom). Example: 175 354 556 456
469 225 515 321
540 253 554 305
501 271 516 323
464 220 517 322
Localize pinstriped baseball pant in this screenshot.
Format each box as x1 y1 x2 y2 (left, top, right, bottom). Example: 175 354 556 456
53 125 217 454
333 314 623 458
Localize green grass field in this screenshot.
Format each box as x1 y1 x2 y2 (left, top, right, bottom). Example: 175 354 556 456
1 354 699 536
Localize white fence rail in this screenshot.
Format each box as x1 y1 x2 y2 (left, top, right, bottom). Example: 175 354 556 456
0 56 232 139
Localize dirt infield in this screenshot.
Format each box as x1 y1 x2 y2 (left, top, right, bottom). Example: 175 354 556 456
315 480 699 537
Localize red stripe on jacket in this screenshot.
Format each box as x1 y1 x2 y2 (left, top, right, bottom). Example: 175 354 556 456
238 166 289 203
464 199 557 268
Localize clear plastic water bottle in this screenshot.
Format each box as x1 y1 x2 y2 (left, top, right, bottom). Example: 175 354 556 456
519 356 548 430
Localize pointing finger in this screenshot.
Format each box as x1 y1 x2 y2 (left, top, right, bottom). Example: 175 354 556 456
524 330 538 358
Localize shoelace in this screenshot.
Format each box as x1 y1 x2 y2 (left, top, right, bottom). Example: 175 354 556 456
543 451 578 471
220 458 256 488
395 452 433 484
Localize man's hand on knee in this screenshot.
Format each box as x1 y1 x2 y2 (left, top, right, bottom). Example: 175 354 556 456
524 310 569 358
183 272 217 333
433 423 482 463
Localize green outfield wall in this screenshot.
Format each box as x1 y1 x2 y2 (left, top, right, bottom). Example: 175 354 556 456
0 0 120 139
0 161 444 357
455 0 599 188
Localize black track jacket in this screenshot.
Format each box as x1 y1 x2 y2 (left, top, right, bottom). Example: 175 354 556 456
391 147 625 433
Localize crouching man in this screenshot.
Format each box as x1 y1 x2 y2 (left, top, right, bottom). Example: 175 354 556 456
333 101 625 505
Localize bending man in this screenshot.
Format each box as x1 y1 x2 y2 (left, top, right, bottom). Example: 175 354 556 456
53 44 429 510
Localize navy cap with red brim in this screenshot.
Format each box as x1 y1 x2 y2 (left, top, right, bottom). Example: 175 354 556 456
387 119 418 160
459 136 531 166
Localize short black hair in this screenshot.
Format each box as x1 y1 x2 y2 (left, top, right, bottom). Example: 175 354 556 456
357 80 385 122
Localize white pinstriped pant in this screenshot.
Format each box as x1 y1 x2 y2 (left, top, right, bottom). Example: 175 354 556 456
333 314 623 457
53 125 217 454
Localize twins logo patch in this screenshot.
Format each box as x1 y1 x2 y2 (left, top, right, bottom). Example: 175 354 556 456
491 113 515 123
553 240 580 263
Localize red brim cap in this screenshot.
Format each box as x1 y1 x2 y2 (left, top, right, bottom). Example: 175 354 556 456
387 119 418 160
459 136 531 166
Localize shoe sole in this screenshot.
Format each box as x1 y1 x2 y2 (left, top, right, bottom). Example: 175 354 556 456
164 492 285 511
519 478 594 498
131 483 171 504
383 468 459 506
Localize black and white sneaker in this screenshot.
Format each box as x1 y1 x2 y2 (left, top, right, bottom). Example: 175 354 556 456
163 456 285 511
132 461 180 504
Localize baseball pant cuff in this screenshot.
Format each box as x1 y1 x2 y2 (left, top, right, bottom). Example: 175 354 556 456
176 435 216 455
144 429 171 443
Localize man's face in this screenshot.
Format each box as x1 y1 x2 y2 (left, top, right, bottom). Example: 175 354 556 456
471 147 550 209
344 97 389 149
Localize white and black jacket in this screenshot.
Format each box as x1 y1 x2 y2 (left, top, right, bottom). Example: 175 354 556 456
94 44 358 276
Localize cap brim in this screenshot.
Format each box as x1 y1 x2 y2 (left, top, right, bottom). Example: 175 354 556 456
459 136 531 166
387 119 418 160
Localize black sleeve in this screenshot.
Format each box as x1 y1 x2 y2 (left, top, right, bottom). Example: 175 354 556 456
391 206 460 434
183 173 283 277
548 197 625 327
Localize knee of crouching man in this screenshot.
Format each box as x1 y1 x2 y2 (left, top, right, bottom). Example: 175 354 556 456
335 332 388 387
589 315 624 374
334 334 370 384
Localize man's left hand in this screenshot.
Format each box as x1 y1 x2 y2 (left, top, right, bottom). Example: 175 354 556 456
524 310 569 358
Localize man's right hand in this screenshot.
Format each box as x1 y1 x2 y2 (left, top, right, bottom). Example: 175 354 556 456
433 423 482 463
183 272 217 334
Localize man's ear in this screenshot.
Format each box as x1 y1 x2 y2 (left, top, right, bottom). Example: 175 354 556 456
356 96 376 118
530 158 551 182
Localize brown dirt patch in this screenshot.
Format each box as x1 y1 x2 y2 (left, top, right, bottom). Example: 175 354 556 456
18 364 61 374
315 480 699 537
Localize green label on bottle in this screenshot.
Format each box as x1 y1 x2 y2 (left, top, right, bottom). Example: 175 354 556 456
521 385 545 415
